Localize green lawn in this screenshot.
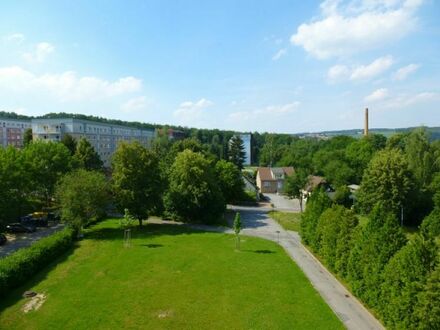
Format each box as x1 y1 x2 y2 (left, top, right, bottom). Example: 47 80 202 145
0 219 342 330
269 211 302 232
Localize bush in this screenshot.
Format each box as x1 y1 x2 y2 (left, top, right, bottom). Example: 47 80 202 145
0 227 75 297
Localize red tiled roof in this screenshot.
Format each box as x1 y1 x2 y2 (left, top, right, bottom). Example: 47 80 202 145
258 167 274 181
257 167 295 181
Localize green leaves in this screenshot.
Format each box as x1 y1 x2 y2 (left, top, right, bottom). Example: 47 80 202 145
56 169 109 229
164 150 225 224
112 141 163 225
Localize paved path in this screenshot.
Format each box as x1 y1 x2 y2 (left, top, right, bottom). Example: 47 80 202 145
0 223 65 258
264 193 301 212
189 206 384 330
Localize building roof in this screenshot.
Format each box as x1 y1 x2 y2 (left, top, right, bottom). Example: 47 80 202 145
305 175 326 192
258 167 274 181
257 167 294 181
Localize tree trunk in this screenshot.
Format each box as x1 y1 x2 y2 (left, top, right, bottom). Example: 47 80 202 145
138 218 142 227
299 193 303 213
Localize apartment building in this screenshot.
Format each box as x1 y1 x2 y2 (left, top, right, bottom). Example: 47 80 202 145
0 118 32 148
239 133 252 166
32 118 156 166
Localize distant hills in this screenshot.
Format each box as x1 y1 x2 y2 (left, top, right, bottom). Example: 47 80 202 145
1 110 438 139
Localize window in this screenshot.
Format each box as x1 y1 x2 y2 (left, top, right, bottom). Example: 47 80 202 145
264 182 271 188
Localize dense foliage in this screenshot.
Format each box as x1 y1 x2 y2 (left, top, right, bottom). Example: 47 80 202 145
0 227 75 297
164 150 225 223
56 169 109 231
112 141 163 225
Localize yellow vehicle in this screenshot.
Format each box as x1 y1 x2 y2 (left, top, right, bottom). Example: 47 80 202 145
31 212 48 220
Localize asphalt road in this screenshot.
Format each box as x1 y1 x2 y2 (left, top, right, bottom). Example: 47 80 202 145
190 206 384 330
264 193 302 212
0 223 65 258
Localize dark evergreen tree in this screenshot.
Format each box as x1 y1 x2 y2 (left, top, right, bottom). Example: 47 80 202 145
228 135 246 170
61 133 77 156
23 128 32 147
73 138 103 170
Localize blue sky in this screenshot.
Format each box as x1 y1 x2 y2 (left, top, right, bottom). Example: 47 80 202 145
0 0 439 133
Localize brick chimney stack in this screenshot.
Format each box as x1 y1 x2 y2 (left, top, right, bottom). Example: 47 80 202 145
364 107 369 136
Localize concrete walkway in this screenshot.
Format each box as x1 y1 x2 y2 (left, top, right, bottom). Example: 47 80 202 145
188 206 384 330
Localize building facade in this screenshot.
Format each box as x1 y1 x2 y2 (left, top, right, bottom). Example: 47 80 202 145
256 167 294 193
32 118 156 166
239 134 252 166
0 118 32 148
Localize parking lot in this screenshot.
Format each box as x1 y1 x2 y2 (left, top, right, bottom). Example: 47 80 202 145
0 223 65 258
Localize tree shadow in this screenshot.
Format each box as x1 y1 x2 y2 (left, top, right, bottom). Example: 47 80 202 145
245 249 276 254
139 243 163 248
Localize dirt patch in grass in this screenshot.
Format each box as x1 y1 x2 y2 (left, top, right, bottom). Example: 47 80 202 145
23 293 46 313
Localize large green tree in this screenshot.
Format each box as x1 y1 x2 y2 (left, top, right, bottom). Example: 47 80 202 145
357 149 413 217
316 205 358 277
284 168 308 212
73 137 103 170
56 169 109 232
61 133 77 156
215 160 244 204
112 141 163 226
0 147 28 228
164 150 225 224
23 128 32 147
228 135 246 170
22 141 72 205
347 205 407 308
380 235 437 329
300 188 332 250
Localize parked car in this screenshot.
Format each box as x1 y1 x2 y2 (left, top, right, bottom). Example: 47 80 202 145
0 233 6 245
21 215 48 227
6 223 36 233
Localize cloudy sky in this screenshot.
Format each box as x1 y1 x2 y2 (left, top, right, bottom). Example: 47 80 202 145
0 0 439 133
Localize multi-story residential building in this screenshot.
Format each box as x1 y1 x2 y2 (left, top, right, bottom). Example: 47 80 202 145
32 118 156 166
239 133 252 166
0 118 32 148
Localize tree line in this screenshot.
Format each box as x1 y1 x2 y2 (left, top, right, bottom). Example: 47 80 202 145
298 129 440 329
0 135 248 232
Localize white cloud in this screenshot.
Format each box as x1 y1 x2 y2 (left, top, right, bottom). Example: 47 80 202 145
328 55 393 81
272 49 287 61
22 42 55 63
291 0 423 59
0 65 142 101
383 91 439 108
364 88 389 102
328 64 351 81
4 33 25 43
350 55 394 80
121 96 147 113
229 102 300 121
174 98 214 119
392 63 420 80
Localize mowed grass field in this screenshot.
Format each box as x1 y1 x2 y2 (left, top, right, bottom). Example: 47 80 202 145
0 219 342 330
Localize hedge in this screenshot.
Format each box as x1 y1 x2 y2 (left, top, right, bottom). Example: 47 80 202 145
0 227 76 297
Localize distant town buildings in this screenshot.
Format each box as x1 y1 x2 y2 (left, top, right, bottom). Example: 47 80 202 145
0 118 31 148
31 118 156 166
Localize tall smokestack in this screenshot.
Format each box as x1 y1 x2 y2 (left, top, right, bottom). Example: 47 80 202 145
364 108 369 136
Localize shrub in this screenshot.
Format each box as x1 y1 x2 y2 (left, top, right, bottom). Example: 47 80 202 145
0 227 75 297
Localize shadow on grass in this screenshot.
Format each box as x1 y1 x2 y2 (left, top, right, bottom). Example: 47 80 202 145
139 243 164 248
0 243 79 313
243 249 276 254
